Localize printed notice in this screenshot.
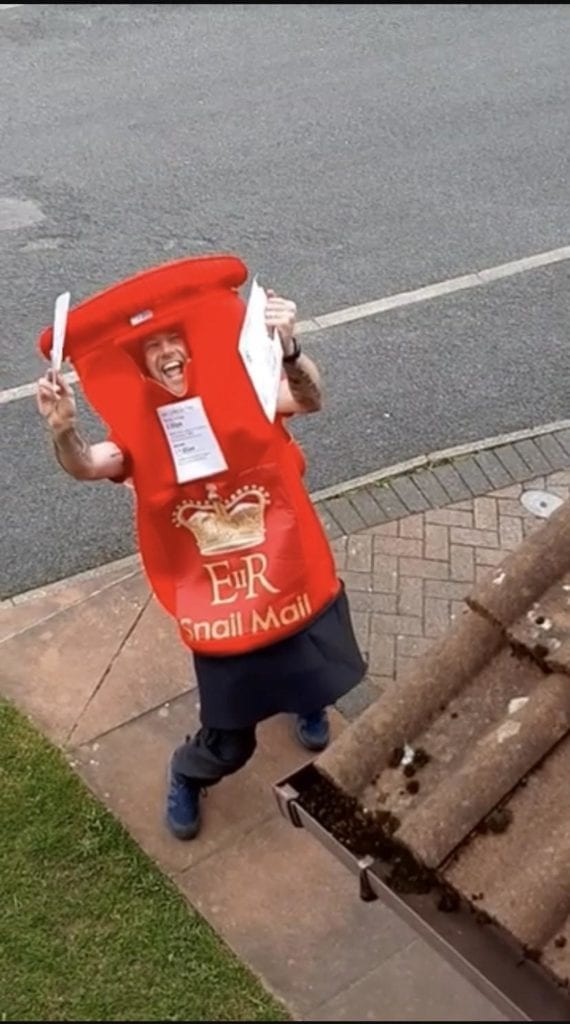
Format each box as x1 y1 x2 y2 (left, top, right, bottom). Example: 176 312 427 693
157 397 228 484
238 277 282 422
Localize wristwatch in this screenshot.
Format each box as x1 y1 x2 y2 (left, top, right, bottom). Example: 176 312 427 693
283 336 301 363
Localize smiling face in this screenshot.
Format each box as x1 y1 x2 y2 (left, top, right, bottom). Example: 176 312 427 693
142 331 189 396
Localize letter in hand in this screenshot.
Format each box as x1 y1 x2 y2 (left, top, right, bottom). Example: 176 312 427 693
264 289 297 356
36 371 77 434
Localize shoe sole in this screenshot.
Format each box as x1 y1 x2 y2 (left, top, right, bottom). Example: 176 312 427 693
166 817 201 841
294 721 330 753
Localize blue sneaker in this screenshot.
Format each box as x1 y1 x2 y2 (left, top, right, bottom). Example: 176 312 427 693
166 764 201 840
295 708 330 752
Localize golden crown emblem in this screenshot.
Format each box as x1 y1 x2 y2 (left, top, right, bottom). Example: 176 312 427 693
172 483 270 556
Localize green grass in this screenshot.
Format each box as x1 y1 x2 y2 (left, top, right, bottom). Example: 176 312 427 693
0 700 287 1022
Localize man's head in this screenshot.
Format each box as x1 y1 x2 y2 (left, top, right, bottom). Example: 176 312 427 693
142 330 189 396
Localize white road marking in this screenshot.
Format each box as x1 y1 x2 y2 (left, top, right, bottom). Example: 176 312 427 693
0 5 22 10
1 370 78 406
296 244 570 333
2 243 569 406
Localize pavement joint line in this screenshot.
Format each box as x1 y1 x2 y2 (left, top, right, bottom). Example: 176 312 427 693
65 589 152 745
4 419 570 607
2 243 569 406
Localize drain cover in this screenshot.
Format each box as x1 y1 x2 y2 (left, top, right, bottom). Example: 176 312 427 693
521 490 564 519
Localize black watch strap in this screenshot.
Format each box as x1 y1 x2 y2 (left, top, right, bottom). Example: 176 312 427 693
282 336 301 363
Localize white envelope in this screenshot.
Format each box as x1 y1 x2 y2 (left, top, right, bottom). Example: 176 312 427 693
238 277 282 422
51 291 70 376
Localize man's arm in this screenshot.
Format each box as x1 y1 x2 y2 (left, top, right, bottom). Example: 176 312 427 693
265 291 322 415
36 372 126 481
277 352 322 415
52 429 126 481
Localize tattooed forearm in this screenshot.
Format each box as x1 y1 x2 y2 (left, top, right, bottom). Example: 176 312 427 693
52 425 95 480
282 354 322 412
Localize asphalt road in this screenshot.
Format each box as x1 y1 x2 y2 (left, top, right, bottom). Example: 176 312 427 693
1 4 569 597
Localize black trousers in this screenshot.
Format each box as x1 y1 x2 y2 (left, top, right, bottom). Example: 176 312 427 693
192 584 366 730
172 726 258 786
171 584 367 784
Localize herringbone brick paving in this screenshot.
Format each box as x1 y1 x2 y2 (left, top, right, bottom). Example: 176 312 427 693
333 472 570 720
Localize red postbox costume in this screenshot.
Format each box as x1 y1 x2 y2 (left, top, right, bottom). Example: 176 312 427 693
39 253 342 654
38 254 365 837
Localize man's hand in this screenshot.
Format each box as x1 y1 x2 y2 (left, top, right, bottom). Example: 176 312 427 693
264 290 298 356
36 371 77 435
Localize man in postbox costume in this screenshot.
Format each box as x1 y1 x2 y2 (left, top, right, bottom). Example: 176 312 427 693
36 255 366 839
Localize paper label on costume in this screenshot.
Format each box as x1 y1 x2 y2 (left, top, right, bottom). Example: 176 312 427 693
157 397 228 484
238 276 282 422
51 290 70 374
